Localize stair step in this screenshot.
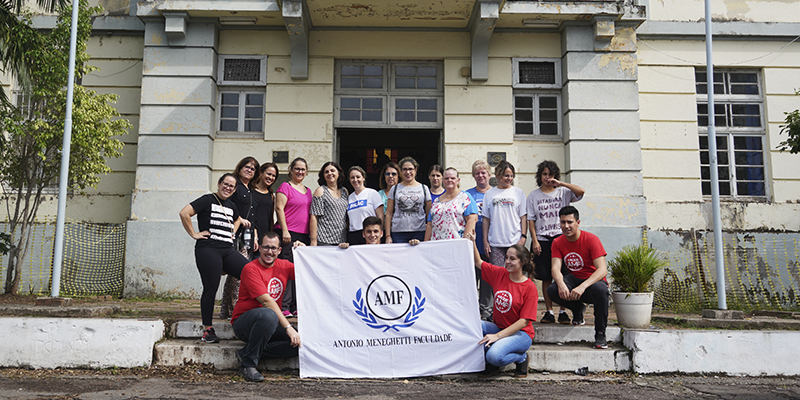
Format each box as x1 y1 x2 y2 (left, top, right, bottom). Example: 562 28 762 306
526 343 630 373
533 325 622 344
171 321 236 340
154 339 630 373
171 321 620 345
154 339 298 371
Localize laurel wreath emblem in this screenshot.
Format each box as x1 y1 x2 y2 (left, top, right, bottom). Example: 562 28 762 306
353 286 426 332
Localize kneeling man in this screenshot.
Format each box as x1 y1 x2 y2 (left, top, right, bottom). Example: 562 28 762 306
547 206 609 349
231 231 303 382
339 216 419 247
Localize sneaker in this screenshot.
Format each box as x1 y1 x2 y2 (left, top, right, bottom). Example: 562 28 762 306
478 363 500 378
594 332 608 349
513 356 529 378
282 310 293 317
201 327 219 343
292 311 298 318
557 311 571 324
240 366 264 382
540 311 555 324
571 304 586 326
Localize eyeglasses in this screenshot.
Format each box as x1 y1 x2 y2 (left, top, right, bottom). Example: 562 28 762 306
260 246 280 253
243 165 256 171
220 183 236 189
384 172 397 176
293 168 307 172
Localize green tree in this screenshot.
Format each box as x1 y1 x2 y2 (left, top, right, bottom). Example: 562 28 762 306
778 90 800 154
0 0 67 104
0 4 130 294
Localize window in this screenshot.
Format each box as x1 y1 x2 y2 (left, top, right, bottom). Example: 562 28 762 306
696 70 766 198
217 56 266 134
218 91 264 133
334 61 443 127
217 56 267 86
513 58 561 89
514 93 560 136
512 58 562 137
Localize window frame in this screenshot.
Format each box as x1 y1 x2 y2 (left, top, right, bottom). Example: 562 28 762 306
217 55 267 86
512 90 562 139
217 88 266 137
695 69 769 200
334 60 444 128
512 58 562 89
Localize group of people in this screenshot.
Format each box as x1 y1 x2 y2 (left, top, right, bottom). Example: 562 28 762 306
180 155 610 381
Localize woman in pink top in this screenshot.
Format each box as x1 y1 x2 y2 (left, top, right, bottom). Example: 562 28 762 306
274 157 312 317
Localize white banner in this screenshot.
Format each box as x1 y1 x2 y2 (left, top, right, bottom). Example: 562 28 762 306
295 239 484 378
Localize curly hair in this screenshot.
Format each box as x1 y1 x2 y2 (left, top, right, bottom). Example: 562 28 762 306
536 160 560 187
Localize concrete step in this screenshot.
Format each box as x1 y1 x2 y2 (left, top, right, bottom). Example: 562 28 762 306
170 319 298 341
171 321 619 345
533 324 622 344
526 343 630 373
171 321 236 340
154 339 298 371
154 339 630 373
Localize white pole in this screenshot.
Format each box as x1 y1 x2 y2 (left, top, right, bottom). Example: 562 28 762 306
704 0 727 309
50 0 80 298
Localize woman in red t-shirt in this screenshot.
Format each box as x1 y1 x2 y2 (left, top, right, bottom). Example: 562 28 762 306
466 232 538 378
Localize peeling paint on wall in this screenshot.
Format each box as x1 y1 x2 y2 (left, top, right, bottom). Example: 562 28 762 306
97 0 131 16
150 33 164 46
598 53 637 76
310 1 471 22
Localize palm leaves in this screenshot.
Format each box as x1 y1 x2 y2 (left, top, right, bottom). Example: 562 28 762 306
608 244 669 293
0 0 69 105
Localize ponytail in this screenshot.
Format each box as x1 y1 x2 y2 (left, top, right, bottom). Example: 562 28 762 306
509 243 534 277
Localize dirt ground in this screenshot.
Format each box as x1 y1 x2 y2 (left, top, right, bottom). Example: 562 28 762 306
3 293 799 399
1 370 799 399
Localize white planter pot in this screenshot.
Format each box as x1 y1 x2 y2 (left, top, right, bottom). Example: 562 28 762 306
612 291 654 329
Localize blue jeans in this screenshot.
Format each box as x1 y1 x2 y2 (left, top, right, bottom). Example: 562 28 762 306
391 231 425 243
232 307 298 368
481 321 531 367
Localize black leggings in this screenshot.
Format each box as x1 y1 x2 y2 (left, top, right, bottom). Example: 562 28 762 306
195 246 248 326
276 230 310 313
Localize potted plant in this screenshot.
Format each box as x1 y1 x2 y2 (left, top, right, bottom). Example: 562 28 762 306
608 244 669 329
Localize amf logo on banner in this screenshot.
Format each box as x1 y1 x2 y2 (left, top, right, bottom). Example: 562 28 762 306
294 239 484 378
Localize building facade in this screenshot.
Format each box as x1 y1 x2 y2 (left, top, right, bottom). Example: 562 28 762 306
6 0 799 298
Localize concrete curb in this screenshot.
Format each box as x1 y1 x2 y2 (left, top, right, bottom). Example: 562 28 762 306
0 305 121 318
624 329 800 375
0 317 164 369
652 316 800 330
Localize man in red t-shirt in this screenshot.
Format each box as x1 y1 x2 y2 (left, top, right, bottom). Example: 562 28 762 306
231 231 303 382
546 206 610 349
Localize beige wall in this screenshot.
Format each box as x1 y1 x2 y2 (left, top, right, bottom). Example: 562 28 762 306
215 30 566 194
639 39 800 231
647 0 800 23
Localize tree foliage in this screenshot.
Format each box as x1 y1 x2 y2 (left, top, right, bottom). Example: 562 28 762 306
0 0 69 104
0 4 130 294
777 90 800 154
